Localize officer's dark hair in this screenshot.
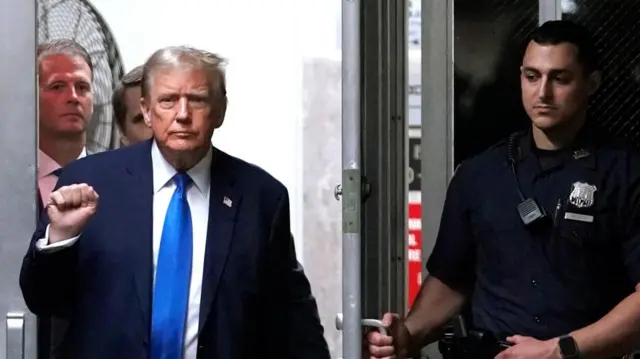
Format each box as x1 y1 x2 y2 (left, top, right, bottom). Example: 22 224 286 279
528 20 599 74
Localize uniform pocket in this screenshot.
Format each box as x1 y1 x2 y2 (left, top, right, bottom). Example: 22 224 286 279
556 212 614 248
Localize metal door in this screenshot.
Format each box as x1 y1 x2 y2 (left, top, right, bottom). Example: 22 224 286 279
338 0 408 358
0 1 39 359
338 0 365 357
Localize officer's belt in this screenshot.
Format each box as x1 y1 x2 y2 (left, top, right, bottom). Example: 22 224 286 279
439 328 626 359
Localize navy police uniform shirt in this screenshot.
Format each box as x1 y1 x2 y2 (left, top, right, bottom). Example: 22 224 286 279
426 124 640 340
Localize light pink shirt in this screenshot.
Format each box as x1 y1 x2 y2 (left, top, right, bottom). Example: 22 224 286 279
38 148 87 205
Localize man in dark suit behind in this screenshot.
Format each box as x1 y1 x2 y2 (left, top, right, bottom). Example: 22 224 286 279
20 45 330 359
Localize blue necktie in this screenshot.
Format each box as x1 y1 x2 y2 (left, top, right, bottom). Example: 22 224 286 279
151 172 193 359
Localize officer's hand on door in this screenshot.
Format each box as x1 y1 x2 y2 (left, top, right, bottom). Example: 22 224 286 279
47 183 99 243
365 313 412 359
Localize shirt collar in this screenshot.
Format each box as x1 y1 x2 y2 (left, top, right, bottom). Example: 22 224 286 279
38 147 87 179
151 140 212 196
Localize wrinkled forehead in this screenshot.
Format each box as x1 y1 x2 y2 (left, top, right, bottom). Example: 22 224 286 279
148 65 212 95
39 54 92 82
521 41 582 74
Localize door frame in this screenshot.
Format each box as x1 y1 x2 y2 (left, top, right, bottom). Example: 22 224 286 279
0 0 39 358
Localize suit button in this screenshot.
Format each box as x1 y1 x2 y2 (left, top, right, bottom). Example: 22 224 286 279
531 280 539 287
534 316 541 323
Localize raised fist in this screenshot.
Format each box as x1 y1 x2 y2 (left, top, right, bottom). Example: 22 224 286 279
46 183 99 243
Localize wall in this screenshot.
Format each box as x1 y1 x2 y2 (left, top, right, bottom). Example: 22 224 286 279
302 54 342 356
88 0 344 357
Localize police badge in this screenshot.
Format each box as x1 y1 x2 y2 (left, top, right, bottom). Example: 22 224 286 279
573 149 590 160
569 182 597 208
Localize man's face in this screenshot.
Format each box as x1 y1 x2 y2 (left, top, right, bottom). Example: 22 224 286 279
141 66 224 153
120 85 152 145
39 54 93 138
520 41 599 131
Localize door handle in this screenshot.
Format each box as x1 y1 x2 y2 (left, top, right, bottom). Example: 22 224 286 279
335 312 388 336
6 312 25 359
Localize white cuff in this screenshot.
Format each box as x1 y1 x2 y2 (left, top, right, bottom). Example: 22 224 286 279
35 225 80 253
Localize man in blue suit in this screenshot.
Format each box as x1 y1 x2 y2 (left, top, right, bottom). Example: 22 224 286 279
20 46 330 359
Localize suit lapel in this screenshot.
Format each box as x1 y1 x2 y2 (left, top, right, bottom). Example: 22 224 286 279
124 140 155 333
121 143 241 334
198 150 241 331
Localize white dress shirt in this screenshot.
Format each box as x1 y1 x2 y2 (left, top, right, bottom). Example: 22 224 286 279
36 140 212 359
38 148 87 205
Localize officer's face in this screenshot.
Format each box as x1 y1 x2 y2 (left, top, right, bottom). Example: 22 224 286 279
520 41 600 131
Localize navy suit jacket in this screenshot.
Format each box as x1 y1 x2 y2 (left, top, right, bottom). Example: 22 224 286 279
20 140 330 359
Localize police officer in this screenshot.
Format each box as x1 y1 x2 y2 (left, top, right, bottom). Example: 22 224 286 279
366 20 640 359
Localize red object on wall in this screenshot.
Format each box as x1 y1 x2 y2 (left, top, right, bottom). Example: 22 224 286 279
407 191 422 308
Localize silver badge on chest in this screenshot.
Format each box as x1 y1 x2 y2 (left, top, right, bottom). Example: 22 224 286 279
569 182 597 208
573 149 590 160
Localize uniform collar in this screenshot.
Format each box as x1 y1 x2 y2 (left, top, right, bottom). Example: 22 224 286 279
518 123 597 171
